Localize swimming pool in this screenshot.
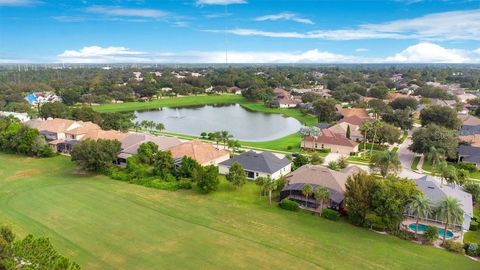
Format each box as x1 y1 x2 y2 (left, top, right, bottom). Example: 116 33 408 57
408 223 454 239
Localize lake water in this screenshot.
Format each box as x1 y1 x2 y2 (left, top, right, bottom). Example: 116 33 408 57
134 104 302 141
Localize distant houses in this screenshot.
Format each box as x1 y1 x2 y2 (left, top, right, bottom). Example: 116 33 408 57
25 91 61 106
271 88 302 108
457 145 480 168
280 164 363 211
219 150 291 180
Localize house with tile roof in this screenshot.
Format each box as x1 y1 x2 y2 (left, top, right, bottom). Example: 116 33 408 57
218 150 291 180
458 114 480 127
169 139 230 166
280 165 363 211
458 125 480 147
271 87 301 108
301 129 359 155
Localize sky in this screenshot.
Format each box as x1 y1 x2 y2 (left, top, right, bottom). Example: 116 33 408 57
0 0 480 64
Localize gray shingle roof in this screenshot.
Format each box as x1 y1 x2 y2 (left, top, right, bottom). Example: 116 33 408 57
457 144 480 164
413 176 473 220
458 125 480 136
219 151 291 174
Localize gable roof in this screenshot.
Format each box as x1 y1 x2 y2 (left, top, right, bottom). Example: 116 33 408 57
339 115 372 126
414 176 473 219
25 118 101 135
458 125 480 136
84 129 129 141
170 140 229 165
283 164 363 203
219 150 291 174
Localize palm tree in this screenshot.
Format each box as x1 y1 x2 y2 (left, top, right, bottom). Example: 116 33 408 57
437 196 464 245
298 126 320 149
408 194 433 239
228 139 241 153
301 184 314 209
133 121 141 132
370 150 401 178
369 120 383 157
360 120 373 153
155 123 165 133
427 146 445 176
220 130 233 149
212 131 221 148
262 177 277 205
314 187 330 213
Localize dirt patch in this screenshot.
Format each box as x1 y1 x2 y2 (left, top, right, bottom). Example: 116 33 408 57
8 169 40 180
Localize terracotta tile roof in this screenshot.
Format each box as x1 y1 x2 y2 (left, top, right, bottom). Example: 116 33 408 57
328 122 362 138
338 108 369 118
303 129 358 147
458 114 480 126
25 118 76 133
169 140 230 165
84 130 129 141
65 122 101 135
339 115 372 126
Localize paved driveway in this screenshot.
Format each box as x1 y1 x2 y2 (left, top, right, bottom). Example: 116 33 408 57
397 135 423 179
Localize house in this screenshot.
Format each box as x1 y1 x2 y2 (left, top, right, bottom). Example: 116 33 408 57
337 107 369 119
117 132 183 166
301 129 359 155
430 99 457 109
25 92 61 106
328 121 364 142
218 151 291 180
169 139 230 166
457 93 477 103
271 88 301 108
280 165 363 211
457 145 480 168
458 125 480 147
0 111 30 122
405 176 473 231
25 118 125 154
458 114 480 127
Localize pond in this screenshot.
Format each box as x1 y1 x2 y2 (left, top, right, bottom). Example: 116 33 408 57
134 104 302 142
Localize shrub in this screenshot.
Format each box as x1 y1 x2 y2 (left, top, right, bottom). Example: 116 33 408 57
466 243 479 257
327 161 339 171
318 148 331 153
365 213 385 231
444 240 464 254
393 230 415 241
337 156 348 169
456 162 478 172
321 208 340 221
423 226 438 245
470 221 478 231
177 178 192 189
287 146 293 150
279 199 299 212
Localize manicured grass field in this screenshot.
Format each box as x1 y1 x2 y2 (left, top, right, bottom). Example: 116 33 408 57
464 208 480 244
422 158 480 181
0 154 477 269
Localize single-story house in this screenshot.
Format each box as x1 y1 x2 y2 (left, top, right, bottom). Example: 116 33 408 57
301 129 359 155
169 139 230 166
218 151 291 180
405 176 473 231
457 144 480 168
280 165 363 211
117 132 183 166
458 114 480 127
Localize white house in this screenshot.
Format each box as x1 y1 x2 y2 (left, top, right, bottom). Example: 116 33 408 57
219 151 291 180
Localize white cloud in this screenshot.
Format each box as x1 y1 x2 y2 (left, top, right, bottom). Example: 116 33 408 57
385 42 472 63
355 48 368 52
473 48 480 55
209 9 480 41
0 0 39 6
196 0 246 5
56 44 480 64
85 6 168 18
255 12 314 25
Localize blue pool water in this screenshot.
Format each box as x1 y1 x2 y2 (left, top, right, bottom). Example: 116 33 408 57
408 223 454 239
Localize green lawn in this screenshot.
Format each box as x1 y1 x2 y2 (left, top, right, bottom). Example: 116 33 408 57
464 208 480 244
422 158 480 181
0 154 477 269
411 156 421 170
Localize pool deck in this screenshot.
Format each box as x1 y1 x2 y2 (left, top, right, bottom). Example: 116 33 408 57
401 218 463 243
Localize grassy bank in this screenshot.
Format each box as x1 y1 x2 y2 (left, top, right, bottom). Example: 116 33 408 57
0 153 477 269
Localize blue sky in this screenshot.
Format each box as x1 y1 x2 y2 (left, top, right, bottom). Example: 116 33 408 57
0 0 479 63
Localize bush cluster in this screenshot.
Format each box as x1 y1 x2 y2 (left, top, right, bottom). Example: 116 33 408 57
470 221 478 231
279 199 299 212
422 226 438 245
465 243 479 257
444 240 464 254
321 208 340 221
365 213 385 232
